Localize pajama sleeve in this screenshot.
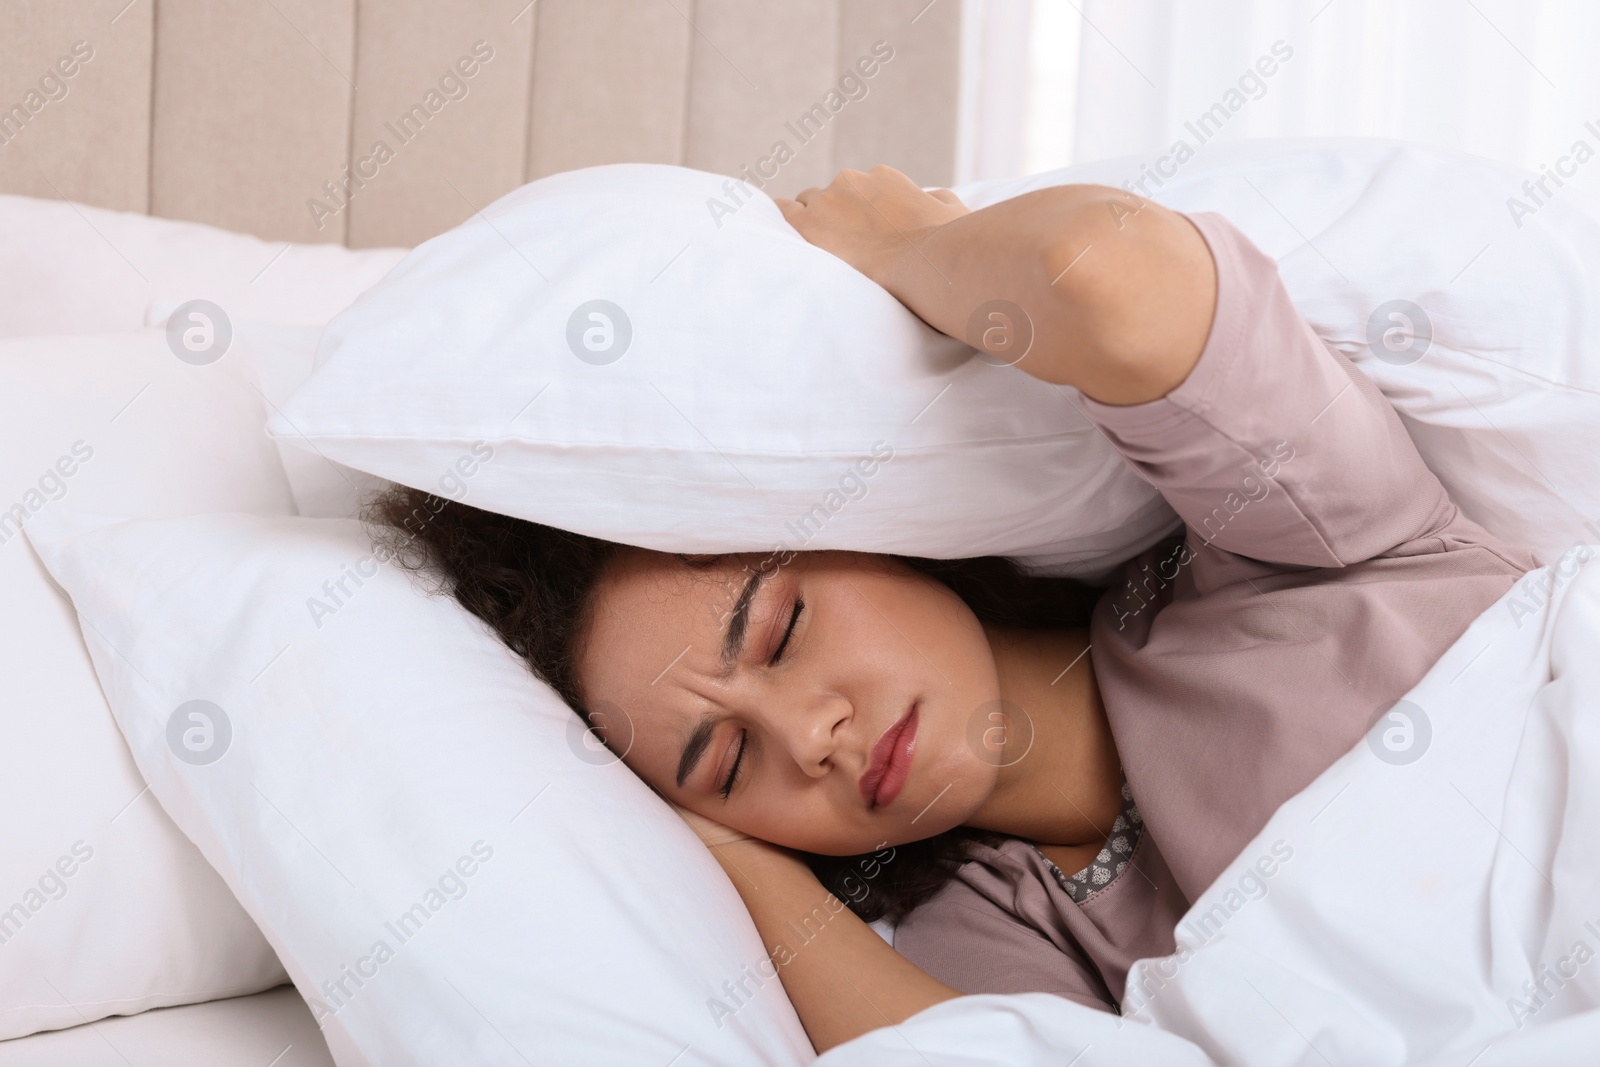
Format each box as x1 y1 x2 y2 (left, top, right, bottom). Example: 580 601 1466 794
1072 210 1460 570
891 876 1116 1012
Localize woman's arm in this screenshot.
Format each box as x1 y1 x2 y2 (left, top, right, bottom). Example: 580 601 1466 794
675 808 960 1054
775 166 1216 407
708 840 960 1054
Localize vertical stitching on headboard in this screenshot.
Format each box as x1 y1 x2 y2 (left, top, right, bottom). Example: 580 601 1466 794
676 0 694 167
341 0 360 246
521 0 539 181
828 0 846 177
146 0 160 214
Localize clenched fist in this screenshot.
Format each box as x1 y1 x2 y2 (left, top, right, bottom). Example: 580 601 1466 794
774 164 970 288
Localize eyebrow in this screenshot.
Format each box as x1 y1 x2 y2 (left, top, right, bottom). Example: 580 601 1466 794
674 567 766 789
676 711 718 789
719 567 767 673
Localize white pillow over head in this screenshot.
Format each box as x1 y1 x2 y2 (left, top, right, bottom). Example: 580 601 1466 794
0 331 291 1040
269 163 1182 583
274 142 1600 585
23 506 815 1066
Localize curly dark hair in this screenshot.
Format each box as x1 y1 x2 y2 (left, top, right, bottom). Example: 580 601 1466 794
363 483 1101 922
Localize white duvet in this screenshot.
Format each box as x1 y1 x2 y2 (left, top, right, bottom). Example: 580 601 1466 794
821 545 1600 1065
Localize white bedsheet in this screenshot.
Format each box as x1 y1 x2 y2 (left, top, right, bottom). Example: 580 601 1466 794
0 986 332 1067
823 546 1600 1065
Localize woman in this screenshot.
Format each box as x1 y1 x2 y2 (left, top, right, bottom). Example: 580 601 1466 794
369 165 1537 1053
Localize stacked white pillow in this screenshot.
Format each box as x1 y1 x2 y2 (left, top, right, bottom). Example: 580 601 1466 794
0 193 405 339
0 333 293 1039
192 318 390 519
0 195 408 1041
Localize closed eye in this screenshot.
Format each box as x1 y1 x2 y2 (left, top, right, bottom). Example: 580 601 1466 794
769 596 804 664
719 597 803 801
719 730 746 800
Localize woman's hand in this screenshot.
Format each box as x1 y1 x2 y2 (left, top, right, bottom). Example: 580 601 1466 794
774 164 970 289
670 802 960 1055
785 171 1216 405
670 802 758 849
670 802 809 897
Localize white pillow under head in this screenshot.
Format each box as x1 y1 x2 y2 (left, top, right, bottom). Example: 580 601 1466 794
23 506 814 1066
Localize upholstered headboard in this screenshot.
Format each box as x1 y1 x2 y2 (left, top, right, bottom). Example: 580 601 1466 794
0 0 961 248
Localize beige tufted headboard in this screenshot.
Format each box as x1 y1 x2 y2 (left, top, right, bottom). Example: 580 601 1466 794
0 0 961 248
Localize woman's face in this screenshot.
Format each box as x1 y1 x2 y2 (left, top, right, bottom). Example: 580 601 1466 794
574 548 1005 856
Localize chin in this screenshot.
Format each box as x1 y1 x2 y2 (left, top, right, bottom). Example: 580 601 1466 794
770 830 883 858
877 824 955 851
895 745 994 834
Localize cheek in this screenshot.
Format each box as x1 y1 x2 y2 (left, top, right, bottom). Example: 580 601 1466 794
833 568 1004 831
749 805 847 852
826 565 997 699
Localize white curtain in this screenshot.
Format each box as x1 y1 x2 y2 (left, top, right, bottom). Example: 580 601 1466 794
957 0 1600 193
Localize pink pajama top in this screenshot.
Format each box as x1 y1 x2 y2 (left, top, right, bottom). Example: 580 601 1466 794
891 211 1539 1012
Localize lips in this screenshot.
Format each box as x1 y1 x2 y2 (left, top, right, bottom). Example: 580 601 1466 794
859 704 918 810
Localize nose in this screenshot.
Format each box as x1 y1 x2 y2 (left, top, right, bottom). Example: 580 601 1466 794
765 688 851 779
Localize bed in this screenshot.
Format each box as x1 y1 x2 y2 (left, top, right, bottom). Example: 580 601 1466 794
0 988 332 1067
5 4 1600 1065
